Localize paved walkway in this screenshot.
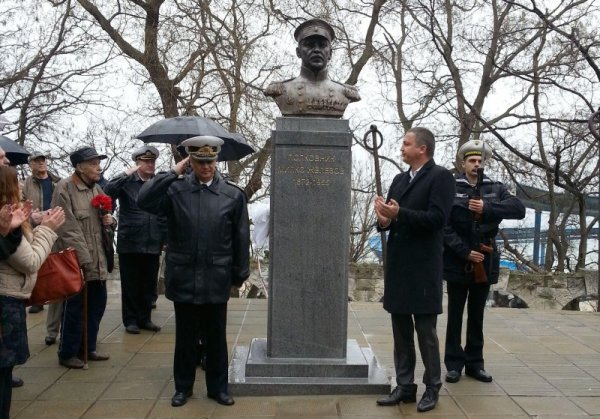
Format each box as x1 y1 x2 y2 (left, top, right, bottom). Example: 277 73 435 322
10 282 600 418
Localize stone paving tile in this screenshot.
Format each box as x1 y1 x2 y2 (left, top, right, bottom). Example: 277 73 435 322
210 398 277 417
37 381 110 401
148 398 216 418
513 396 587 416
275 396 339 417
551 378 600 397
572 397 600 415
399 395 463 416
81 400 154 418
100 379 168 400
14 400 92 419
453 395 528 416
443 380 506 396
337 395 402 417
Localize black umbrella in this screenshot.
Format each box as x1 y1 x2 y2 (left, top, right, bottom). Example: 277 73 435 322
135 116 255 161
0 135 30 166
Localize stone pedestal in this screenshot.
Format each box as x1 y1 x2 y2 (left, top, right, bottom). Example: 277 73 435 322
229 117 389 395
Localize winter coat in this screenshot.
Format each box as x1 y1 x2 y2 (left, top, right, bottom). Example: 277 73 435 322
0 225 57 299
443 174 526 285
104 171 167 254
138 171 250 304
22 171 61 212
379 159 455 314
51 174 112 281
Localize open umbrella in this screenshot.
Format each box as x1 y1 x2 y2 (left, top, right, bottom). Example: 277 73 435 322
0 135 30 166
135 116 255 161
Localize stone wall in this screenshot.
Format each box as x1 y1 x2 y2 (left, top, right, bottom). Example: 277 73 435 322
505 270 598 310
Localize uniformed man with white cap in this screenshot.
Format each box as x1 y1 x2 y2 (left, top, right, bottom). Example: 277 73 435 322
104 145 166 335
264 18 360 118
138 135 250 408
443 139 525 385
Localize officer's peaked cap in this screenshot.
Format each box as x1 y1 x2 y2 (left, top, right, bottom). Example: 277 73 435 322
181 136 223 161
458 140 492 161
132 145 159 161
294 18 335 43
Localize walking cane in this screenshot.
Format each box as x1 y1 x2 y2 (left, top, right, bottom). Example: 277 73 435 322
363 124 387 266
82 281 88 370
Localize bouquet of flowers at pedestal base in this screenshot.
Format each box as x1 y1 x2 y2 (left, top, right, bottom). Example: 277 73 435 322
91 194 115 273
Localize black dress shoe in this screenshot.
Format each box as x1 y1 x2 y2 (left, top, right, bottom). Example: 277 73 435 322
465 368 493 382
171 390 193 407
417 387 439 412
208 392 235 406
445 370 461 383
45 336 57 345
376 385 417 406
125 324 140 334
11 377 23 388
140 321 161 332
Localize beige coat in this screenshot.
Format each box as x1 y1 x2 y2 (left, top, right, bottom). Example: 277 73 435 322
51 174 110 282
22 171 61 213
0 225 57 299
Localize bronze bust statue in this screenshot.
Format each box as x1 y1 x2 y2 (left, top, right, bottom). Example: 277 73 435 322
264 19 360 118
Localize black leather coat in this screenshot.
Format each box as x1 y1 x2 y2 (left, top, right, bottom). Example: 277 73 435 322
443 174 525 285
104 172 167 255
137 171 250 304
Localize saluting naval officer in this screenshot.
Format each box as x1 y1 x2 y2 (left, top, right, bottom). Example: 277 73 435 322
138 136 250 408
104 145 167 335
443 140 525 384
264 18 360 118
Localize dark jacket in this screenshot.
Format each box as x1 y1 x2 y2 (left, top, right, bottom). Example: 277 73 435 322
138 171 250 305
379 159 455 314
443 174 525 285
104 171 167 254
0 229 22 260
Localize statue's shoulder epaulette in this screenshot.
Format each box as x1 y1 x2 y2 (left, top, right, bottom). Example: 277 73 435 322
264 80 289 97
331 80 361 102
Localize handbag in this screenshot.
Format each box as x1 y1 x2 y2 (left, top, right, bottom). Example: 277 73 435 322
26 247 85 306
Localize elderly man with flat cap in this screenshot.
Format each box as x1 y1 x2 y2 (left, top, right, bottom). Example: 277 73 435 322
51 146 115 369
105 145 167 335
264 18 360 118
443 140 525 385
138 136 250 408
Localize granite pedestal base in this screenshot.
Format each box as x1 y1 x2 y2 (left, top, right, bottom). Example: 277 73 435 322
228 338 389 396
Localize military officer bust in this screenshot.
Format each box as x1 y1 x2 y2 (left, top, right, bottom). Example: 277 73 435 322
264 18 360 118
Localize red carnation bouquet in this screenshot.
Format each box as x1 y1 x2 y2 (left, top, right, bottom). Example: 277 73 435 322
91 194 113 215
91 194 115 272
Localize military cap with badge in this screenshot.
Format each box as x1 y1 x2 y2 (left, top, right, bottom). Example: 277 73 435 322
180 135 224 161
294 18 335 43
458 139 493 161
132 145 159 161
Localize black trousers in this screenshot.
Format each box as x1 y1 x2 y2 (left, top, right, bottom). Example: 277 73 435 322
444 281 491 372
0 366 12 419
173 302 228 395
119 253 160 327
391 313 442 390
